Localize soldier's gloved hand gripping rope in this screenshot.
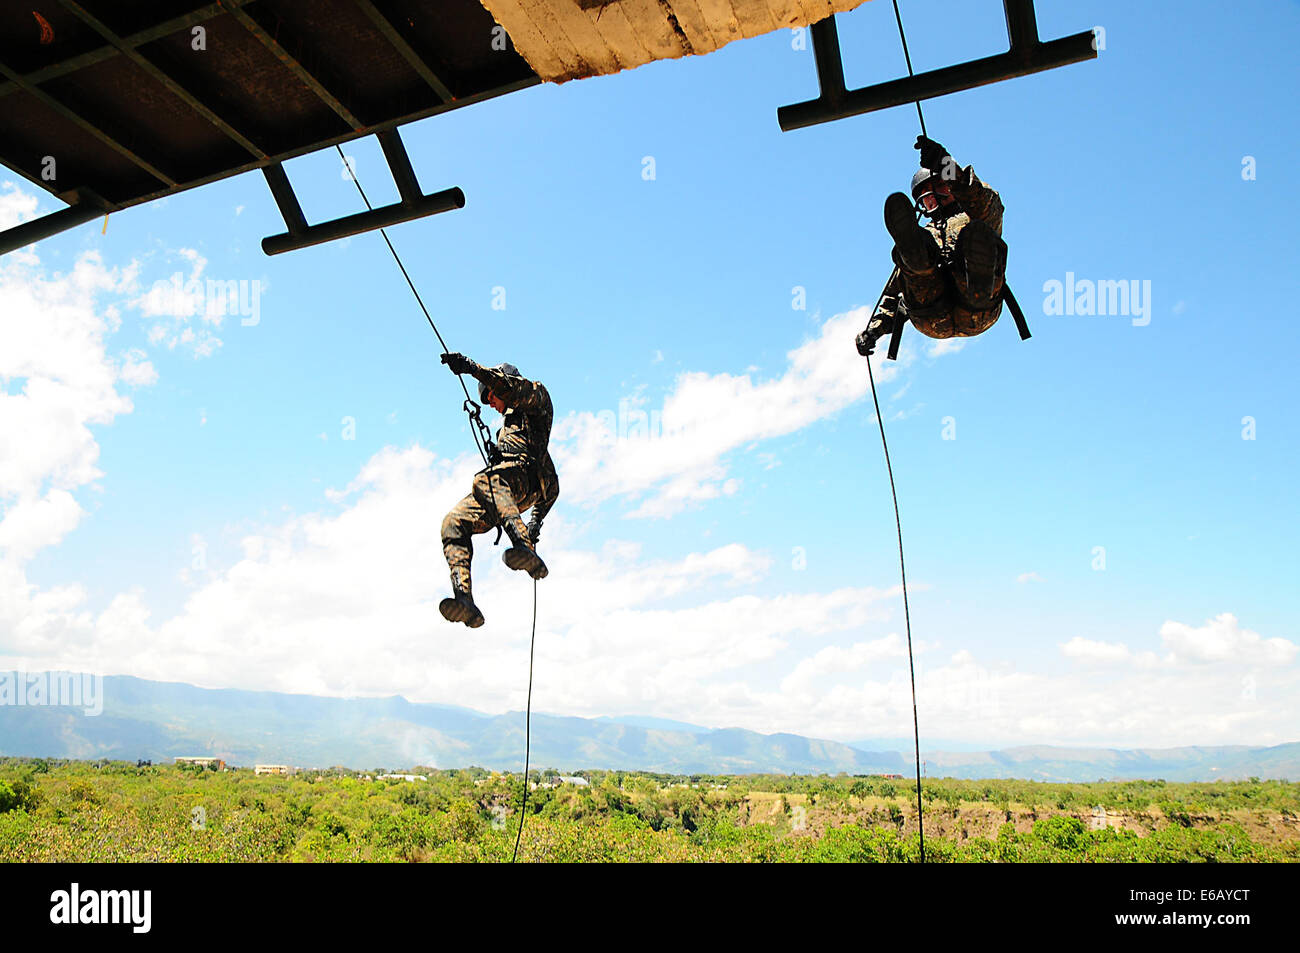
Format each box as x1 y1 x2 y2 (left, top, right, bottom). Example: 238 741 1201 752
914 135 951 176
440 351 475 376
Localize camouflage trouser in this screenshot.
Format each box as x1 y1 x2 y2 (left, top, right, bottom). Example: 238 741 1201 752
894 219 1006 339
441 461 540 585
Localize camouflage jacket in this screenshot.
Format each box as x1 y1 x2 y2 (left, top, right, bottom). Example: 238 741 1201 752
470 363 560 524
880 164 1006 339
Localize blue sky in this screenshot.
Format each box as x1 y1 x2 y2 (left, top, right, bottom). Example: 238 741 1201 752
1 0 1297 752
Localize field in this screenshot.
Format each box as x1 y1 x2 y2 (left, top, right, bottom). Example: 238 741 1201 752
2 758 1297 862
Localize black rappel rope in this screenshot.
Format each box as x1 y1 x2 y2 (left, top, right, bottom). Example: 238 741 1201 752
875 0 926 863
335 144 539 863
512 578 537 863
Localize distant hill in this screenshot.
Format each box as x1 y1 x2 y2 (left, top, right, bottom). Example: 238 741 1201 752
850 737 997 754
917 744 1300 782
1 673 1295 781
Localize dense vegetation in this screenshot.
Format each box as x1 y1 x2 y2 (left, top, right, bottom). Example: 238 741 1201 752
2 758 1296 862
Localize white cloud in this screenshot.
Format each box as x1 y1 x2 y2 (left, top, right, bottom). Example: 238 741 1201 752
756 631 1300 747
0 489 83 563
1060 616 1296 673
553 307 902 518
0 183 40 232
1061 636 1132 665
4 417 1297 748
0 240 144 561
128 248 224 356
0 439 902 720
0 197 166 667
780 634 909 693
118 348 158 388
1160 613 1297 666
927 338 966 357
1017 571 1043 584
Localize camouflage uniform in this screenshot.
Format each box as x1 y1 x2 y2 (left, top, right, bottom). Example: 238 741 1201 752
878 165 1006 339
441 365 559 592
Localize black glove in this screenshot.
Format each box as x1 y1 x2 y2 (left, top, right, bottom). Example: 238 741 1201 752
527 515 544 547
855 308 896 357
441 352 476 375
914 135 951 174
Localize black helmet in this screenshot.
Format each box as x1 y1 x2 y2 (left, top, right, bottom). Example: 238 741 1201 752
479 363 521 404
911 167 936 200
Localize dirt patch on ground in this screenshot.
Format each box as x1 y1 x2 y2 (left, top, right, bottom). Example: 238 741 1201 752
738 795 1300 844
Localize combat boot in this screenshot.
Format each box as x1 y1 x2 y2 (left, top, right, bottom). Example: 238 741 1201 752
954 219 1007 310
501 519 548 580
884 192 938 275
439 568 485 627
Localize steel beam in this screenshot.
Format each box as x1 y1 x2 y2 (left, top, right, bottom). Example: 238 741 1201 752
0 70 535 259
352 0 455 103
1004 0 1041 49
115 75 537 216
55 0 267 159
810 17 847 105
377 128 422 203
261 187 466 256
262 163 308 235
0 1 256 101
225 5 363 130
778 2 1098 132
261 132 463 256
0 57 176 186
0 190 106 256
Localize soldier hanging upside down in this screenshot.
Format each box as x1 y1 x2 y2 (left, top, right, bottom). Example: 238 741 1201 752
437 353 559 628
856 136 1009 356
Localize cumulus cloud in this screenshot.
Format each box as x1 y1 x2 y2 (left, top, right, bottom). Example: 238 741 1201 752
1016 571 1043 584
0 236 147 566
780 634 909 693
927 338 966 357
117 348 158 388
1160 613 1297 666
4 414 1296 748
0 490 83 564
0 183 40 232
1060 637 1133 665
552 307 902 518
763 633 1299 747
0 195 176 680
0 441 902 719
1060 616 1295 672
130 248 225 357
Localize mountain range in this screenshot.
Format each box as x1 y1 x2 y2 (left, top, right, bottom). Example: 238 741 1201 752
1 673 1295 781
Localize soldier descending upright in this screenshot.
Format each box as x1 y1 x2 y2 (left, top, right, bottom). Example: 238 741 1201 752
856 136 1009 356
437 353 559 628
